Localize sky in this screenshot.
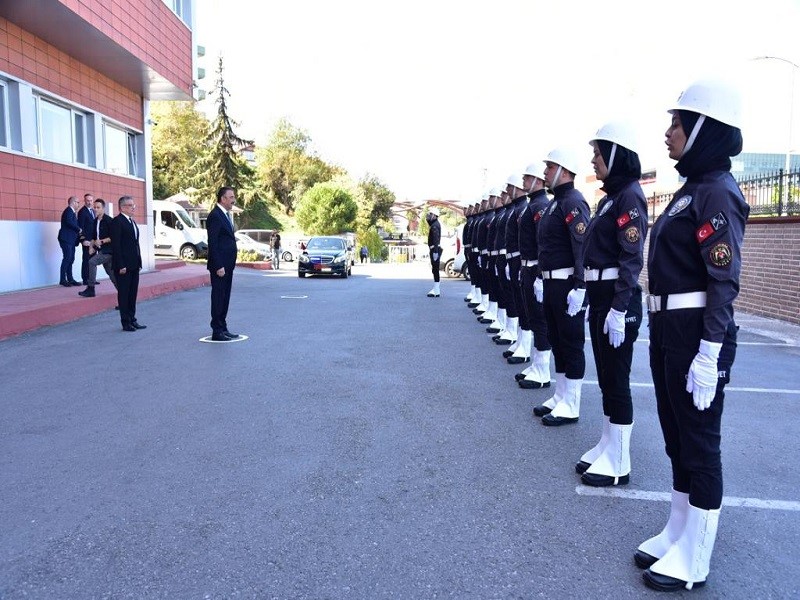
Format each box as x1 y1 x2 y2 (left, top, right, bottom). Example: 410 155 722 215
194 0 800 202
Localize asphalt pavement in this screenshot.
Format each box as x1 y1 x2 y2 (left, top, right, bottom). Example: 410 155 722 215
1 261 798 599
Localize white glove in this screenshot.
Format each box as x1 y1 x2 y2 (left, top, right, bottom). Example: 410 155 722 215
533 277 544 303
504 264 510 279
686 339 722 410
603 308 626 348
566 287 586 317
432 253 439 261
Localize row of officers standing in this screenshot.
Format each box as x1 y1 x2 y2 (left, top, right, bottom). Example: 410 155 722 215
449 77 748 593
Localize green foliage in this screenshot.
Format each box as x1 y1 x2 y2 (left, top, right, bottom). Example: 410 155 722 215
418 207 430 238
296 182 358 235
256 118 343 215
236 249 264 262
151 101 211 199
355 173 396 234
360 228 385 261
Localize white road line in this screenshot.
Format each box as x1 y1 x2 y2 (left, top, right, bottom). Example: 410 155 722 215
607 339 798 348
575 486 800 511
583 381 800 395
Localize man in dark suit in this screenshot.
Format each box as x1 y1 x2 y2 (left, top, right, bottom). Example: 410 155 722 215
57 195 81 286
77 193 95 284
207 186 239 341
79 198 117 298
111 195 145 332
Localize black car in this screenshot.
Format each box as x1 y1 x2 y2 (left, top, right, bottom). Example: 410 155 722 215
298 236 354 278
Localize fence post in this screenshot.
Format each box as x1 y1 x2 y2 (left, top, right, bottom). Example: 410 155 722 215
778 168 785 216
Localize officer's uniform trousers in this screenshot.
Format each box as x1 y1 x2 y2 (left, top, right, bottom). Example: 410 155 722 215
542 275 584 379
520 264 551 351
506 255 522 319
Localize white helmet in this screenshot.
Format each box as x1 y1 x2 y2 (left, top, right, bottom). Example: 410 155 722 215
670 77 743 128
545 146 583 176
523 161 546 180
488 187 503 197
481 192 490 201
591 120 640 154
506 173 524 189
428 206 440 217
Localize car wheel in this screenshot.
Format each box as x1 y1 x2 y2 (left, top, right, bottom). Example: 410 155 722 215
444 259 457 278
462 263 470 281
342 268 348 278
298 271 305 278
282 251 293 262
180 244 198 260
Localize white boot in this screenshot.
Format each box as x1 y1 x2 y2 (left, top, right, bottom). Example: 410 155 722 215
488 308 506 333
498 316 518 343
523 350 553 389
465 286 476 301
508 327 530 359
576 416 611 474
427 282 440 297
482 301 498 322
581 422 632 486
645 505 721 591
474 293 488 313
531 368 561 411
635 489 690 568
543 377 581 424
515 364 533 381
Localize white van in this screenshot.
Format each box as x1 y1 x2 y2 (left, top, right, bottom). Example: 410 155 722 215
152 199 208 260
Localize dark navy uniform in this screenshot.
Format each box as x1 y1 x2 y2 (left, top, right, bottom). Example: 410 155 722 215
483 206 502 312
648 169 747 509
493 204 511 318
585 179 647 424
519 189 551 351
428 217 441 283
504 195 527 321
537 182 590 379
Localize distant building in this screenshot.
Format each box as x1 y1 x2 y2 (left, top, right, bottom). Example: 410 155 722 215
732 152 800 178
0 0 197 293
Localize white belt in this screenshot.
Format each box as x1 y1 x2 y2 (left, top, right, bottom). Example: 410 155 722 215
464 244 472 248
585 267 619 281
499 248 507 254
490 251 499 256
481 250 489 255
647 291 707 312
521 259 538 267
506 251 520 258
473 249 481 254
541 267 574 280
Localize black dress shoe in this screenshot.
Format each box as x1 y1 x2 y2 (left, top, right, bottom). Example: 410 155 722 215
122 325 137 332
581 471 630 487
503 350 515 359
532 403 553 416
479 317 493 324
514 372 527 381
507 354 529 364
486 326 501 333
78 288 95 297
521 380 551 390
223 331 240 340
69 281 82 286
494 338 513 346
633 550 659 569
542 414 579 426
575 460 591 474
131 322 147 329
468 302 480 308
643 569 704 592
115 306 119 310
60 281 71 287
472 308 485 314
211 333 230 341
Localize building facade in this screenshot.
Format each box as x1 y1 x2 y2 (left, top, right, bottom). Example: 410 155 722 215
0 0 196 293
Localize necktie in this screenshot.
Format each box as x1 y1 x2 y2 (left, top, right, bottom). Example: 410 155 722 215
131 218 138 240
90 208 95 219
227 212 234 229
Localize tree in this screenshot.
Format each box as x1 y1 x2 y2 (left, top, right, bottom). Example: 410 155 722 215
256 118 341 215
150 101 210 199
296 182 357 235
355 173 396 234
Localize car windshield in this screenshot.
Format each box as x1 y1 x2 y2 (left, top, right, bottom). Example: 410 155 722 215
307 237 345 251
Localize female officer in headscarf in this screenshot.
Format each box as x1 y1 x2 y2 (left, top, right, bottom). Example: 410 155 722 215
577 120 647 487
636 78 748 592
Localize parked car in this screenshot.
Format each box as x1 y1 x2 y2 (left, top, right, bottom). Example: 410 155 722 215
234 232 271 257
441 224 466 278
235 229 276 245
298 236 354 278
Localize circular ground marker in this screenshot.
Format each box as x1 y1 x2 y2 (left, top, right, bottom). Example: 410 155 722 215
280 295 308 299
199 334 250 343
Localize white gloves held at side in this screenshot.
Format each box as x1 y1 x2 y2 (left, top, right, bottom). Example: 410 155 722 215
432 253 439 261
686 339 722 410
566 287 586 317
603 308 626 348
533 277 544 303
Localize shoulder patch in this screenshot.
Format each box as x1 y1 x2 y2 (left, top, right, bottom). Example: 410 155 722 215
598 199 613 216
548 202 557 215
709 243 732 267
696 212 728 243
534 209 545 222
668 195 692 216
624 226 640 243
575 222 586 235
616 208 639 228
565 207 579 224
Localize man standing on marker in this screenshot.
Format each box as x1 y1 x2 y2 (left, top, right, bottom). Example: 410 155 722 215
207 187 240 341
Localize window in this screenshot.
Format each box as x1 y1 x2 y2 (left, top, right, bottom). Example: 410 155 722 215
103 123 141 177
34 96 87 164
0 80 7 147
162 0 191 25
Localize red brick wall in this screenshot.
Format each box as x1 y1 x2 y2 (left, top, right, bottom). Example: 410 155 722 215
0 152 147 223
58 0 192 95
640 219 800 325
0 16 143 128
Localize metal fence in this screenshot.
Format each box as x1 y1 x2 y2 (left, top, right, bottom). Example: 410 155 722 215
647 167 800 222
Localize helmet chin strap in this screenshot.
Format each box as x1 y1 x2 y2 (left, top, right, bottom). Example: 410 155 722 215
607 143 617 174
680 115 705 158
550 166 563 191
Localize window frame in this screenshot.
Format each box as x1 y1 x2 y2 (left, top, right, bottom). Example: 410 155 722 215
33 94 88 165
0 79 8 148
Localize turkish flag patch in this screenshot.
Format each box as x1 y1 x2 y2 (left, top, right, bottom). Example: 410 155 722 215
617 213 631 228
696 222 714 243
565 208 579 224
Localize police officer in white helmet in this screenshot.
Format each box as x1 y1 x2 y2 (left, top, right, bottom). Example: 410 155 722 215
426 206 442 297
637 77 748 593
532 147 590 426
577 120 648 488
